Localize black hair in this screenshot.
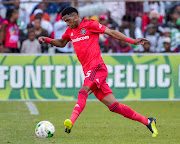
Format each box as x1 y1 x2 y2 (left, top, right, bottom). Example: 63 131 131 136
27 23 34 29
5 8 18 22
122 15 132 22
61 7 78 17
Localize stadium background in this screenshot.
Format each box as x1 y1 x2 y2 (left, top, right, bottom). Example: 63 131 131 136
0 1 180 144
0 0 180 100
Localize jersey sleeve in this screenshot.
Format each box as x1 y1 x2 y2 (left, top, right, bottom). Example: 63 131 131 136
88 19 106 34
62 27 71 41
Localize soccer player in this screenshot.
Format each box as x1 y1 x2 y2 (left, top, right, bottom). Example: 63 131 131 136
38 7 158 137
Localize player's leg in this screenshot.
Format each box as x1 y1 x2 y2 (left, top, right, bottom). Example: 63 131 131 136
64 86 92 133
69 86 92 125
101 94 158 137
101 94 149 124
64 63 108 133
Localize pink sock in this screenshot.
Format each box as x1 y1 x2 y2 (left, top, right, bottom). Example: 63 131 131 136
108 102 148 125
70 89 88 125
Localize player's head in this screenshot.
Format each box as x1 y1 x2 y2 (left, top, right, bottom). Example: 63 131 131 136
61 7 79 29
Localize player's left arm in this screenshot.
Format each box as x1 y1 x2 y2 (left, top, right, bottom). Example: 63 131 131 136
104 27 148 45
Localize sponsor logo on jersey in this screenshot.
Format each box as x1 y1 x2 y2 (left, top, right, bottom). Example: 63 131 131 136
72 36 89 43
81 28 86 35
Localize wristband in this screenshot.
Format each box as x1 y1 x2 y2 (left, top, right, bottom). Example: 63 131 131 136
125 37 135 44
45 37 52 44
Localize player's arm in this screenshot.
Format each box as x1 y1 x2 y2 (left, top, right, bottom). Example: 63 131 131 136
104 27 148 45
38 37 68 48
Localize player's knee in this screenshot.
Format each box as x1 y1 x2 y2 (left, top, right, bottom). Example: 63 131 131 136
81 86 91 93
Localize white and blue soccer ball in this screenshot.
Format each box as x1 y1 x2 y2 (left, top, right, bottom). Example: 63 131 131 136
35 121 55 138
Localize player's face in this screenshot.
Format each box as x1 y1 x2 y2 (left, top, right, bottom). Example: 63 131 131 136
62 13 79 29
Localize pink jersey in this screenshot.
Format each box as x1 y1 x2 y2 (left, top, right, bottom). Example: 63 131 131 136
2 20 19 48
62 18 106 74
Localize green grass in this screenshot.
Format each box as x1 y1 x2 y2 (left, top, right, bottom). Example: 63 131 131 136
0 101 180 144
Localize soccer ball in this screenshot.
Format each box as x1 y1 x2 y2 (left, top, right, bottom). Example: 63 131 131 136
35 121 55 138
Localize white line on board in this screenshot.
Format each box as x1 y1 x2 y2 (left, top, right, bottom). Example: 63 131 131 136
25 101 39 115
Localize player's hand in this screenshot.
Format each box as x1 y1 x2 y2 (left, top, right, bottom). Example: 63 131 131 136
134 38 148 45
38 37 46 44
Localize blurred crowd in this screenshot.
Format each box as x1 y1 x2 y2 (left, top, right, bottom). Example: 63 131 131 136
0 0 180 54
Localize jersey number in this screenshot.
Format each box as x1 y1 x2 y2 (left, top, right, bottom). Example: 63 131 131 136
85 70 91 78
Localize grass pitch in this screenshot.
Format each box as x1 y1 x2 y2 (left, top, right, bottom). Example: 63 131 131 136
0 101 180 144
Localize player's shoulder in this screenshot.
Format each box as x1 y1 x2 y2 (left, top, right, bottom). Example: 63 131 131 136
82 18 99 29
66 27 72 33
89 19 99 24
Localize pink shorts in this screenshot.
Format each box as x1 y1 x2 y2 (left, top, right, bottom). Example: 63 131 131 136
83 63 113 101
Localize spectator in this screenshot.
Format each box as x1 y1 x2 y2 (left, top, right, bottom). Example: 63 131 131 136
166 9 179 28
99 14 108 26
107 11 119 30
34 16 48 53
31 1 70 15
126 2 143 28
32 9 53 35
19 23 35 48
126 2 143 21
142 9 164 32
119 15 143 51
53 15 73 53
30 4 50 22
164 1 180 14
108 37 119 53
108 37 133 53
31 1 71 23
104 1 125 26
117 41 133 53
20 0 42 17
143 1 165 16
144 24 160 52
162 37 175 53
169 20 180 51
157 27 171 52
142 41 153 53
27 23 34 33
0 9 19 53
149 10 164 33
21 30 41 53
13 0 29 26
99 14 109 52
174 45 180 52
56 2 71 14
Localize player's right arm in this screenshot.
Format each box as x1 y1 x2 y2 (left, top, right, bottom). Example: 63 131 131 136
38 37 68 48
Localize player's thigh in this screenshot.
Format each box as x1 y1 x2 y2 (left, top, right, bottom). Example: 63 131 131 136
83 63 108 92
93 81 114 105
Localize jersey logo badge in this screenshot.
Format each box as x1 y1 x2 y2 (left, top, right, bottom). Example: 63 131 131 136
81 28 86 35
71 32 73 36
